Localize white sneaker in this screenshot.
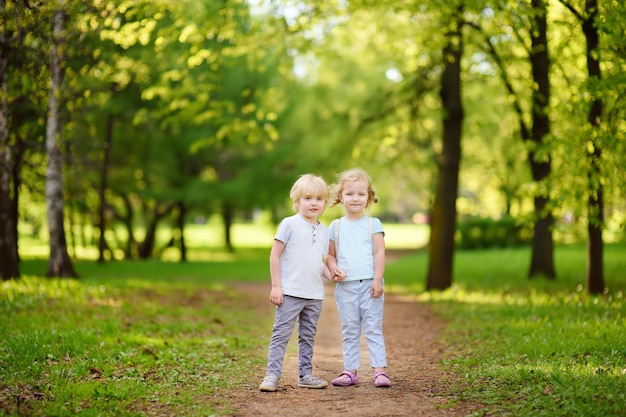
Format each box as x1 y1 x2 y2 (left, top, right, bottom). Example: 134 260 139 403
298 374 328 389
259 375 279 392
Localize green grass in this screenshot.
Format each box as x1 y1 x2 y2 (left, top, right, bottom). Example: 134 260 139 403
4 231 626 416
438 294 625 416
19 248 271 285
1 268 271 416
19 221 430 261
387 243 625 417
386 243 626 294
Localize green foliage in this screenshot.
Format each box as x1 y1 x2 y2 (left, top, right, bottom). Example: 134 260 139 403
8 0 626 264
456 216 532 249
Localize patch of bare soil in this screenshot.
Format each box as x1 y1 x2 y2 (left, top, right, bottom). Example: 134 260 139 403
230 270 479 417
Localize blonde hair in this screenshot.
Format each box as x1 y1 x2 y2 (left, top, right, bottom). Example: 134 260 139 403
290 174 330 211
330 167 379 208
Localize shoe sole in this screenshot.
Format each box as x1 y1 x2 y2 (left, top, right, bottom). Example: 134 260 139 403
298 382 328 389
259 386 277 392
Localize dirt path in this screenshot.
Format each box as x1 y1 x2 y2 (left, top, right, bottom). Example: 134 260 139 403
231 281 478 417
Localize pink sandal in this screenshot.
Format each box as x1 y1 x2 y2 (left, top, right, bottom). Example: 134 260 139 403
374 371 391 387
331 370 359 386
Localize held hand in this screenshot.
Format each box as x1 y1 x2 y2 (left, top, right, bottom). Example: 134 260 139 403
370 281 384 298
269 287 284 306
331 274 346 283
331 267 347 282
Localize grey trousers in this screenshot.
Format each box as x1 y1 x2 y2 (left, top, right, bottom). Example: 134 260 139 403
265 295 323 378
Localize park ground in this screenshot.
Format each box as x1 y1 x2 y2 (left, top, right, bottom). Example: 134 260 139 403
229 281 479 417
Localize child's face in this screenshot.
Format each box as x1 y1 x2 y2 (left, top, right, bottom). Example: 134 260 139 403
296 194 327 221
340 180 369 214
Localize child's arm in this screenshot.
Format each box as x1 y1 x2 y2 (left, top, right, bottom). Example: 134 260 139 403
326 241 346 282
370 232 386 298
268 239 285 305
322 263 333 281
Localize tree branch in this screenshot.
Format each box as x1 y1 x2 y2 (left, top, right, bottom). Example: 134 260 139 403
467 21 530 140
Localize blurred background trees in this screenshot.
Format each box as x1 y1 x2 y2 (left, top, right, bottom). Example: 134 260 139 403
1 0 624 293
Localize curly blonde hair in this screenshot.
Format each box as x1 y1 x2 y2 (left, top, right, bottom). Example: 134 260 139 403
330 168 379 208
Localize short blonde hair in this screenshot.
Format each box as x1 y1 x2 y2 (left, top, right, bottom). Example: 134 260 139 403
330 167 379 208
290 174 330 211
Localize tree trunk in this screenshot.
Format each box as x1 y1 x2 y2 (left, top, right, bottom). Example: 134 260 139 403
116 193 137 258
98 113 113 263
527 0 555 279
137 217 159 259
582 0 604 294
0 13 19 280
426 10 464 291
10 134 25 267
45 4 76 278
137 203 174 259
475 5 554 279
177 202 187 262
223 202 234 253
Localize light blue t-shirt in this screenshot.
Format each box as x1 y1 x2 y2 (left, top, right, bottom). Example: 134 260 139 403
329 216 384 282
274 214 329 300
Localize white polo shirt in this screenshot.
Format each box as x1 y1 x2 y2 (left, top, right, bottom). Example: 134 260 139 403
274 214 329 300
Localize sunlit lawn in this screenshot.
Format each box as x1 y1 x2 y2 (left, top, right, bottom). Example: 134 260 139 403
387 244 626 417
2 266 271 416
5 222 626 416
18 222 430 262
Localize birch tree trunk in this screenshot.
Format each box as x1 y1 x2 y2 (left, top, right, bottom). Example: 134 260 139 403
45 2 76 278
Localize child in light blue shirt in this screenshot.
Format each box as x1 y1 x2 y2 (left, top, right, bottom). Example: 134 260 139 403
326 168 391 388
